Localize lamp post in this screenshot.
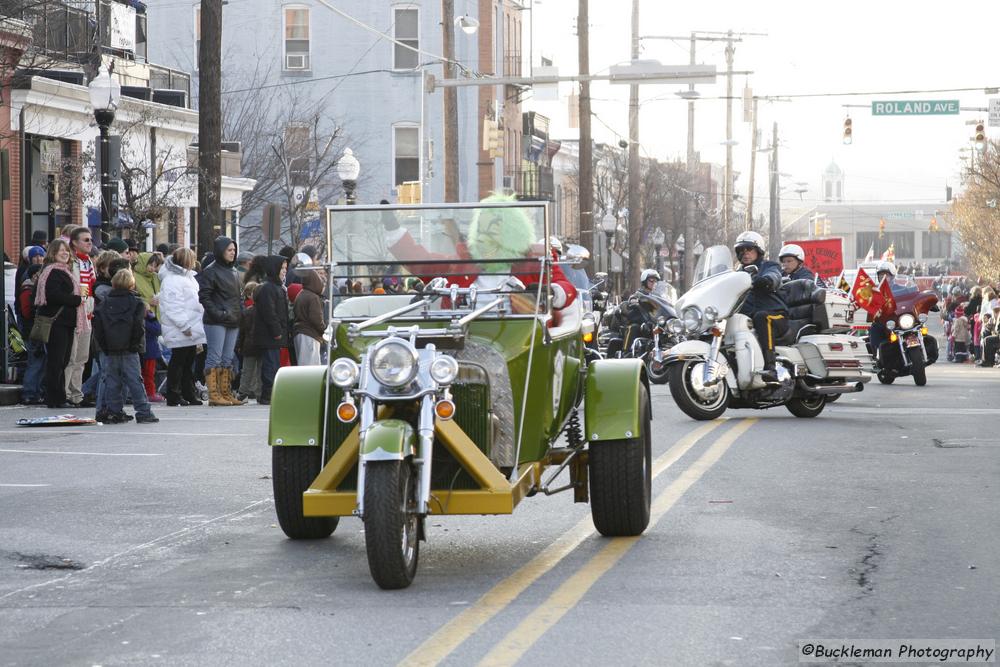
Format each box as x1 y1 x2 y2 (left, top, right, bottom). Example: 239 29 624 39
336 147 361 204
651 227 665 277
600 212 616 277
88 64 121 243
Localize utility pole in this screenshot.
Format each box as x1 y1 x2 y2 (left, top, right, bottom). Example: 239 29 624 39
746 96 759 230
197 0 222 256
441 0 459 202
577 0 594 259
768 121 781 260
684 33 697 292
723 30 734 244
627 0 641 287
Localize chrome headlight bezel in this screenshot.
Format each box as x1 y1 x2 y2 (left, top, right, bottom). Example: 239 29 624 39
429 355 460 385
682 305 703 333
370 339 420 387
330 358 360 388
886 320 896 330
667 318 685 335
898 313 916 330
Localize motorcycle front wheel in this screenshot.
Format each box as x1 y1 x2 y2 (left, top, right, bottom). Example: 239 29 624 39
363 459 420 590
646 354 670 384
908 347 927 386
668 360 729 420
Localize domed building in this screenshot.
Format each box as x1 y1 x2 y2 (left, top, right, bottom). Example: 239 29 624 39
822 161 844 202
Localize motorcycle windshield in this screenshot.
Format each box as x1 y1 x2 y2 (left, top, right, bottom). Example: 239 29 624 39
693 245 735 285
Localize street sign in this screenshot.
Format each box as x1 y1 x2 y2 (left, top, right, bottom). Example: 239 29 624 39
871 100 959 116
989 98 1000 127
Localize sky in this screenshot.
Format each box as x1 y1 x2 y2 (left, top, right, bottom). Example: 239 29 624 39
521 0 1000 209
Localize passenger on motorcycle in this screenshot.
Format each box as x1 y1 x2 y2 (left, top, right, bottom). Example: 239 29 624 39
778 243 826 287
735 231 788 384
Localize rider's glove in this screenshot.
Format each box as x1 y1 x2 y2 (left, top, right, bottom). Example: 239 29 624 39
751 274 771 290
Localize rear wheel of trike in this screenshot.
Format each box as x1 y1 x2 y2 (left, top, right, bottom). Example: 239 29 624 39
589 384 652 537
364 459 420 589
272 446 339 539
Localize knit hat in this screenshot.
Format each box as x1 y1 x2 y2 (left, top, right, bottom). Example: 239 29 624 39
27 245 45 261
106 237 129 253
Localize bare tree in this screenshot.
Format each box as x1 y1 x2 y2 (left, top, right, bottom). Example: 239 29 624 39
952 139 1000 280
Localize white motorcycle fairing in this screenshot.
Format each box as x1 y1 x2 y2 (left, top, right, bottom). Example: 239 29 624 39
676 271 750 319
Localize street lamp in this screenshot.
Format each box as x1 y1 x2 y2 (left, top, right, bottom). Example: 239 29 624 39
336 147 361 204
651 227 665 276
454 14 479 35
88 64 121 242
600 212 617 276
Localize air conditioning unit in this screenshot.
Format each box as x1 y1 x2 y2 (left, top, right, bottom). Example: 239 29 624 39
285 54 308 70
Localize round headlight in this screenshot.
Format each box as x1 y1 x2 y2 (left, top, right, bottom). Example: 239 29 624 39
371 341 419 387
330 358 359 388
429 355 459 385
918 313 928 323
898 313 916 330
682 305 703 332
667 318 685 335
886 320 896 330
704 306 719 323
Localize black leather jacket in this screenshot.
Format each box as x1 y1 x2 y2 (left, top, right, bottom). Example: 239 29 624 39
198 236 242 328
739 259 787 316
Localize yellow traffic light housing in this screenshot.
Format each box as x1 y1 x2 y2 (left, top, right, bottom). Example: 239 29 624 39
842 116 853 145
975 121 986 152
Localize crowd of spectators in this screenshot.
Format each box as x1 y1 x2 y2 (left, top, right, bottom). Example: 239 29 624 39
936 278 1000 367
10 228 328 423
895 261 954 277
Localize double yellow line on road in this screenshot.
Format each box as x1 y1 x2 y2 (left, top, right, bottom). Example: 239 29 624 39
404 417 757 667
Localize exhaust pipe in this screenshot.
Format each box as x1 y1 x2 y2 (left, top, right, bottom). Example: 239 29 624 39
807 381 864 396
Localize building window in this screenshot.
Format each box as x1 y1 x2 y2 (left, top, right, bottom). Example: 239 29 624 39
393 125 419 186
284 125 311 186
194 5 200 69
922 231 951 258
393 8 419 70
856 231 915 259
283 6 310 71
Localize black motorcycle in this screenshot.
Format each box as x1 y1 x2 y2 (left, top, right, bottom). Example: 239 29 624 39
602 290 678 383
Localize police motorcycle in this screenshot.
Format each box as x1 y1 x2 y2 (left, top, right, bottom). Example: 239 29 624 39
601 270 678 383
663 245 871 420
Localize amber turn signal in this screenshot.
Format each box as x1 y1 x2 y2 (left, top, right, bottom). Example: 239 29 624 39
920 327 928 336
889 333 898 343
582 331 594 343
336 401 358 423
434 399 456 420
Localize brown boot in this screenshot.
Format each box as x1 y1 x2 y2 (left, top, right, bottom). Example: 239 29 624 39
220 368 245 405
206 367 228 406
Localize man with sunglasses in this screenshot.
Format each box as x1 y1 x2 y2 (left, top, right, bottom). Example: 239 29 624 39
735 231 788 384
66 227 97 406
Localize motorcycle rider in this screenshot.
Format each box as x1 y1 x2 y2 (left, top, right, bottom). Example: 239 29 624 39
637 269 661 296
778 243 826 286
868 261 915 362
735 231 788 383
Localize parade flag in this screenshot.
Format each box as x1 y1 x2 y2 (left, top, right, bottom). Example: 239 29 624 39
851 268 884 317
863 243 875 263
880 243 895 263
877 279 897 319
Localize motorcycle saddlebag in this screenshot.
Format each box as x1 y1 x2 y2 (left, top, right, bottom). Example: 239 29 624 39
796 334 866 379
814 291 852 332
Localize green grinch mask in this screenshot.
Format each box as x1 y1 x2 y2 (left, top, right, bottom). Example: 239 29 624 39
467 193 536 273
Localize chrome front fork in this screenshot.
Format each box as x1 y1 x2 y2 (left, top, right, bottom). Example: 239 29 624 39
355 396 376 517
702 335 723 386
416 395 434 515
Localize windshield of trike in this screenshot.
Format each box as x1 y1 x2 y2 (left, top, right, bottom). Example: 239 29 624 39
321 202 550 318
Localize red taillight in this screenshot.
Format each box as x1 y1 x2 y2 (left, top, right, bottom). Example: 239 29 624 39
829 343 844 351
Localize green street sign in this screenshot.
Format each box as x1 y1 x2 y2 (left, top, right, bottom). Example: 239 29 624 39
871 100 960 116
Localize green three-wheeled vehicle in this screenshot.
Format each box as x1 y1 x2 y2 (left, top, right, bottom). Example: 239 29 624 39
268 199 652 588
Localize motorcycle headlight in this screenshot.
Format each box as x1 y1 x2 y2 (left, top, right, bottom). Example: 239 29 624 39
667 318 685 335
886 320 896 330
704 306 719 323
682 305 703 333
918 313 928 323
371 340 419 387
330 358 360 388
898 313 916 330
429 355 459 385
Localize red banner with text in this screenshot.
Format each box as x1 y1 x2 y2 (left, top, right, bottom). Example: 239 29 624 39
786 238 844 279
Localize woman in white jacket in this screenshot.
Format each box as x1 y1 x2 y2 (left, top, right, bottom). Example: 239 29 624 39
158 247 208 406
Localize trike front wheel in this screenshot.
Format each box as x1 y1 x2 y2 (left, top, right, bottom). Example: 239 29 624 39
588 384 652 537
364 459 420 589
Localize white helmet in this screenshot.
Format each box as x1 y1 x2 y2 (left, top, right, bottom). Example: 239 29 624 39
539 236 564 255
876 260 897 277
734 230 766 255
640 268 661 284
778 243 805 262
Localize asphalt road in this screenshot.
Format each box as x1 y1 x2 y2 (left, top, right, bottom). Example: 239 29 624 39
0 360 998 666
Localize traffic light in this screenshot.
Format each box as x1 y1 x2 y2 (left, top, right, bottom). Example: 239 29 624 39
842 116 852 145
974 121 986 152
929 216 939 232
482 118 503 158
879 217 886 239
